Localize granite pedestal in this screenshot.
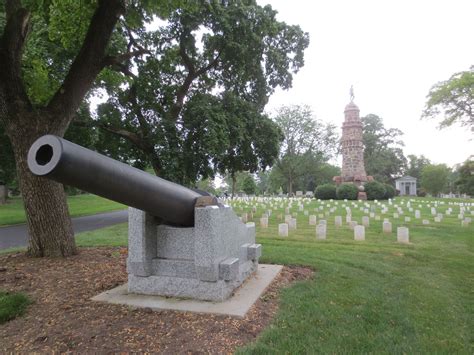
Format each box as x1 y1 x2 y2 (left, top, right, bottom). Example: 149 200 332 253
127 205 261 302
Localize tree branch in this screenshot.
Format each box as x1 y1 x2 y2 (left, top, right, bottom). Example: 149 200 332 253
169 48 221 121
47 0 125 120
0 4 31 112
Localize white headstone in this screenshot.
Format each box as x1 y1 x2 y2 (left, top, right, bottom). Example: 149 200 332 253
316 224 327 240
354 225 365 241
260 217 268 228
289 218 297 230
334 216 342 227
278 223 289 237
309 215 317 225
397 227 409 243
383 221 392 234
362 216 370 227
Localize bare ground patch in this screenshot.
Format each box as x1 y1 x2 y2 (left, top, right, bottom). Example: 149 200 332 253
0 248 312 353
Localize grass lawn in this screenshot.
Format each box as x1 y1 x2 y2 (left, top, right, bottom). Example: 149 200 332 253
2 196 473 353
0 194 125 226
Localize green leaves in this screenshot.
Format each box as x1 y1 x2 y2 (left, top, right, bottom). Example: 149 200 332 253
420 164 451 196
422 66 474 130
362 114 407 183
272 105 339 193
48 0 96 51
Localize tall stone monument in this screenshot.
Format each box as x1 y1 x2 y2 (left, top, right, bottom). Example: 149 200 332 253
333 87 373 199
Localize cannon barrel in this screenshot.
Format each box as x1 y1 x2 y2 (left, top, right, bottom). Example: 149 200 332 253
27 135 212 227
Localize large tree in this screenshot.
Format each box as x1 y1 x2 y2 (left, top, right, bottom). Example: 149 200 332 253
0 1 306 257
420 164 451 196
273 105 338 195
406 154 431 181
85 3 306 186
422 66 474 131
455 158 474 196
361 114 407 183
0 0 183 256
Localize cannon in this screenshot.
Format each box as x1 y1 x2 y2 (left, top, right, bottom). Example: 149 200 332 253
28 135 261 302
27 135 216 226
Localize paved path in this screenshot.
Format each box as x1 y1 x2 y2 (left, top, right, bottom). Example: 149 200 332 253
0 210 128 250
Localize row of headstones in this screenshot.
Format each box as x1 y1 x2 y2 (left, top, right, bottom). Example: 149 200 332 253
275 221 410 243
229 198 473 217
227 195 473 219
229 196 473 209
244 209 472 230
233 199 473 227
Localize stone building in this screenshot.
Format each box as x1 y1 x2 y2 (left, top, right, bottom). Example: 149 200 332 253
395 176 417 196
333 88 373 199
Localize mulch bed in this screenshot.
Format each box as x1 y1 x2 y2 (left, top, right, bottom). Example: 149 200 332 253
0 248 312 353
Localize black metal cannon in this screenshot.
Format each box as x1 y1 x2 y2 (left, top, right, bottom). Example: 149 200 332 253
27 135 216 227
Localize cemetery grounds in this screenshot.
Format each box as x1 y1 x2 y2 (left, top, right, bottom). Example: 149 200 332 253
0 196 472 353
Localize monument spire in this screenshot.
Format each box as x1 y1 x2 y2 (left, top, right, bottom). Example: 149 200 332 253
333 88 373 199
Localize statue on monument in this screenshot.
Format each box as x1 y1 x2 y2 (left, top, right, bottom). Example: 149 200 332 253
349 85 355 102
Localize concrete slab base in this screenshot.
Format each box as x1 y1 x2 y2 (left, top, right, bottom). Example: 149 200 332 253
92 264 283 318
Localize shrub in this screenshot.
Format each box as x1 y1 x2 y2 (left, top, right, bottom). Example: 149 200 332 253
0 291 31 324
364 181 386 200
417 188 427 197
384 184 396 199
336 184 359 200
314 184 337 200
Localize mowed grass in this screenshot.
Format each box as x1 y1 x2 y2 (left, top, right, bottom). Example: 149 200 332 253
0 194 125 226
2 196 473 353
232 196 474 353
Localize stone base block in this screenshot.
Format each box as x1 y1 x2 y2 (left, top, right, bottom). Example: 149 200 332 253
93 264 283 318
129 260 257 302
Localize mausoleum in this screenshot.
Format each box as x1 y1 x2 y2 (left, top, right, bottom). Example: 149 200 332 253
395 176 417 196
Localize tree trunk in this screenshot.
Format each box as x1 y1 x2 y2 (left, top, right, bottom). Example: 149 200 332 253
0 0 124 258
288 171 293 196
231 173 236 199
7 118 76 257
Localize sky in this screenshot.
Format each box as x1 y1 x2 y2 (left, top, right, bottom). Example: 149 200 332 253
258 0 473 167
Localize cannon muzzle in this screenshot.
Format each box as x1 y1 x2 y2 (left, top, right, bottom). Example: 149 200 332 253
27 135 215 226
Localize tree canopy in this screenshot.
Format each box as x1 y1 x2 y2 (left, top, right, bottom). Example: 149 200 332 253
455 158 474 196
272 105 338 194
420 164 451 196
422 66 474 131
0 0 308 257
361 114 407 183
82 2 305 185
406 154 431 181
